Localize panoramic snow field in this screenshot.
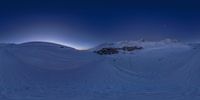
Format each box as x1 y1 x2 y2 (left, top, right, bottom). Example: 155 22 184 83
0 39 200 100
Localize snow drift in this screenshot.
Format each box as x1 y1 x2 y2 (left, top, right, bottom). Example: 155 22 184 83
0 40 200 100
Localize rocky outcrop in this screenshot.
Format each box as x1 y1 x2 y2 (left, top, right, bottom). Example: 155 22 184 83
121 46 143 51
95 46 143 55
95 48 119 55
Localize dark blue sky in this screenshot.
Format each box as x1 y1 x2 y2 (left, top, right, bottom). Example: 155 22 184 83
0 0 200 49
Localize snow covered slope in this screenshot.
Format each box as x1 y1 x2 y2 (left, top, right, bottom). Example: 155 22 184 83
0 41 200 100
92 39 184 51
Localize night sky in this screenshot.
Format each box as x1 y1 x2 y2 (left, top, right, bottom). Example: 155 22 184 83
0 0 200 49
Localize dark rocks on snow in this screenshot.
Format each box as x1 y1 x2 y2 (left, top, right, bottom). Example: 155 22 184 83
95 48 119 55
121 46 143 51
95 46 143 55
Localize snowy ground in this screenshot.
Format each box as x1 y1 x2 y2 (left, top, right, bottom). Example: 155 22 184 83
0 40 200 100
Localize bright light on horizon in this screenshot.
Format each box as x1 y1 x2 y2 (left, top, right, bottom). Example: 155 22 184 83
1 36 91 50
19 40 89 50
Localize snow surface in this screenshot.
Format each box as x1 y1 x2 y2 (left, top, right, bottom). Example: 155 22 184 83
0 41 200 100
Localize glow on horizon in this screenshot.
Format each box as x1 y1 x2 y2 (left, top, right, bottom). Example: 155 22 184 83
0 18 96 50
3 36 91 50
21 40 89 50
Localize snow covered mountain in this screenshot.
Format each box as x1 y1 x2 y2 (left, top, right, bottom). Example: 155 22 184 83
0 40 200 100
92 39 182 50
92 39 187 55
